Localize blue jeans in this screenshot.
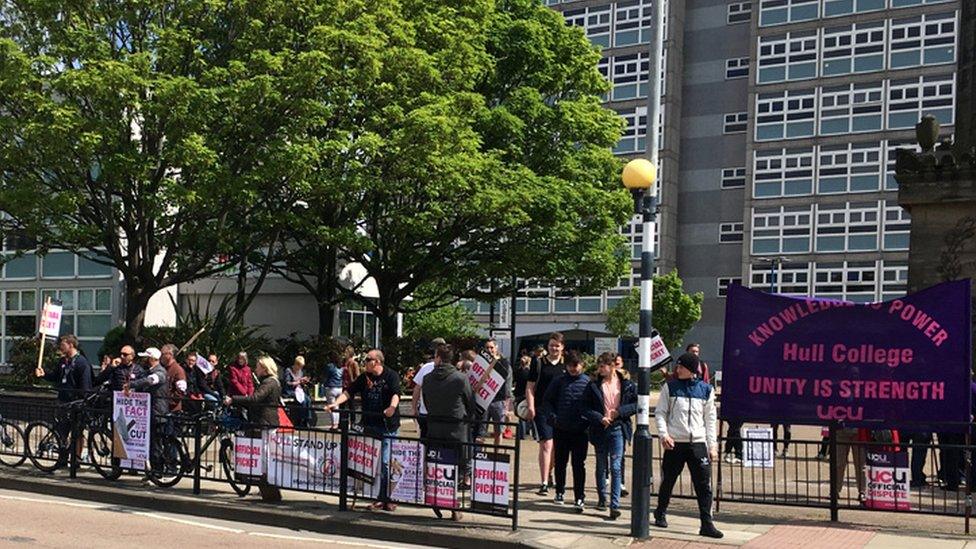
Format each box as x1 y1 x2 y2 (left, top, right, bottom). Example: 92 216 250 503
595 425 625 509
366 427 398 502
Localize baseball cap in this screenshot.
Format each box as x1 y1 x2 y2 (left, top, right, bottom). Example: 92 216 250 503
138 347 162 360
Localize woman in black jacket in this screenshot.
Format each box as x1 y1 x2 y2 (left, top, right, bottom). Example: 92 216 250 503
224 355 282 501
583 352 637 520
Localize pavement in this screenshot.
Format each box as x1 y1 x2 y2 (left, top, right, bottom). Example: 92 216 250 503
3 390 976 547
0 488 427 549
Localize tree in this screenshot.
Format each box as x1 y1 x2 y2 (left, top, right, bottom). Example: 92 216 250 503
403 304 480 342
0 1 337 342
605 270 704 351
330 0 631 362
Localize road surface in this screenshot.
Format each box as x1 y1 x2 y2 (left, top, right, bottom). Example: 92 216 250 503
0 489 431 548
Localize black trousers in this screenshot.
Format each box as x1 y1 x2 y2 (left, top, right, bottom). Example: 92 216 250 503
724 420 744 458
554 428 589 502
772 423 791 451
655 442 713 523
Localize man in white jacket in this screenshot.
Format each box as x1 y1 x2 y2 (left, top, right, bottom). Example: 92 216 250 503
653 353 723 539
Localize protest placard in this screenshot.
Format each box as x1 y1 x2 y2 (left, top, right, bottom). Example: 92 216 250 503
472 450 510 515
112 391 150 468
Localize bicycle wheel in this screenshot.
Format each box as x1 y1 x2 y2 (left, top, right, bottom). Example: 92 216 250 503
0 420 27 468
147 435 188 488
88 427 122 481
25 422 66 473
219 438 252 497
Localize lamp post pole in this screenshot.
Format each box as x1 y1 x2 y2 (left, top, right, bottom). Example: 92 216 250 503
630 189 657 540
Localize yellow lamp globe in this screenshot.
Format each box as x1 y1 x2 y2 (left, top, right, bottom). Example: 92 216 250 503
622 158 657 192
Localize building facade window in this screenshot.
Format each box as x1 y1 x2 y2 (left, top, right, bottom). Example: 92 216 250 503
718 277 742 297
611 53 650 101
726 57 750 79
753 147 815 198
724 112 748 134
881 261 908 300
882 200 910 250
887 74 954 129
822 22 885 76
751 205 813 254
814 261 878 303
728 1 752 24
759 0 819 27
757 31 819 83
889 12 956 70
720 223 745 243
819 82 884 135
815 201 880 252
722 167 747 188
750 262 811 295
755 89 816 141
823 0 885 18
614 106 647 154
817 142 884 194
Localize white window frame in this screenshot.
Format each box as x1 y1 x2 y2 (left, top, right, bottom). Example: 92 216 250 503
724 112 748 134
821 21 886 76
882 200 911 251
726 57 750 79
814 201 881 253
818 82 884 136
755 89 816 141
753 147 816 198
720 223 745 243
887 74 955 130
757 30 819 84
816 141 884 194
728 1 752 24
751 205 814 255
721 167 747 189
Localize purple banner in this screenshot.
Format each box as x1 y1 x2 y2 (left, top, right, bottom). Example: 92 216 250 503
720 280 972 431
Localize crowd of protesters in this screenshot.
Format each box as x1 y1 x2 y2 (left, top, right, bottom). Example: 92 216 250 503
25 330 976 534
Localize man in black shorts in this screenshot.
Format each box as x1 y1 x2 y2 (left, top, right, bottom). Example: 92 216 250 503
525 332 566 496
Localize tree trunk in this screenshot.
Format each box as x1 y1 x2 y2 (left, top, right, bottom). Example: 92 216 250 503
318 300 335 337
377 306 400 370
123 283 153 346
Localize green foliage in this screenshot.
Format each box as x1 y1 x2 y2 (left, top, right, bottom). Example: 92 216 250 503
7 336 58 387
0 0 339 340
604 270 704 351
403 303 480 342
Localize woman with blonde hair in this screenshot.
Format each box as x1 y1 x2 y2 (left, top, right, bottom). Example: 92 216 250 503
224 354 283 502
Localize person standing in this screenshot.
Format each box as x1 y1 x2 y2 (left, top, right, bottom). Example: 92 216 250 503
35 334 93 403
160 344 186 413
513 354 536 440
584 352 636 520
224 356 283 502
525 332 566 496
94 345 136 392
482 338 512 446
684 343 711 384
422 344 476 521
543 351 590 513
327 349 401 512
613 353 631 497
412 338 446 439
653 353 723 539
227 351 255 397
283 356 312 428
130 348 170 422
322 352 345 428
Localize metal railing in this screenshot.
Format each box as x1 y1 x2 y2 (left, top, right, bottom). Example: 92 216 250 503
645 420 975 533
0 388 521 530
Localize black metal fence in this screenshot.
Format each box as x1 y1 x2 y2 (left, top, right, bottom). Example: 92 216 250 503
648 420 975 533
0 389 521 530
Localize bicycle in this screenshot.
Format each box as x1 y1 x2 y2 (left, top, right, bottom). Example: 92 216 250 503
24 387 112 474
141 405 253 495
197 405 253 497
0 412 27 468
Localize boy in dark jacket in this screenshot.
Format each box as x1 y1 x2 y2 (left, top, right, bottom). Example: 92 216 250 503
584 352 637 519
543 351 590 512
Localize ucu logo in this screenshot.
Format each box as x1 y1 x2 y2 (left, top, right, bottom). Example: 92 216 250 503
816 405 863 421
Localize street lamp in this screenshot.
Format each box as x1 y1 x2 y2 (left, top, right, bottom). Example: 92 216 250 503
756 256 790 294
623 157 658 540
